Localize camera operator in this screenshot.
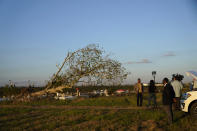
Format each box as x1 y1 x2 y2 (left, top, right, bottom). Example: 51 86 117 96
171 74 183 110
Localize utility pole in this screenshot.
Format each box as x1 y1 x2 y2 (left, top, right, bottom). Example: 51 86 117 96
152 71 156 83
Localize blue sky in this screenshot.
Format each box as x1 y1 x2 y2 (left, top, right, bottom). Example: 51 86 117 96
0 0 197 86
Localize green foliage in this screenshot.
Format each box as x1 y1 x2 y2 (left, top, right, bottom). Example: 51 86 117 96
0 86 21 97
0 86 45 97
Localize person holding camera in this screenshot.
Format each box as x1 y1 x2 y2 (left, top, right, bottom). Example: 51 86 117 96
171 76 183 110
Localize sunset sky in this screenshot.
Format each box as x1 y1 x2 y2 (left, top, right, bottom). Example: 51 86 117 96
1 0 197 86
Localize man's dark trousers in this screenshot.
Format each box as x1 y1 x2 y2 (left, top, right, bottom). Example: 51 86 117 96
137 93 143 106
148 93 157 106
174 97 181 110
163 104 173 124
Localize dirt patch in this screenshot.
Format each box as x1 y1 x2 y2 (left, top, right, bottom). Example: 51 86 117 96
129 120 164 131
138 120 163 131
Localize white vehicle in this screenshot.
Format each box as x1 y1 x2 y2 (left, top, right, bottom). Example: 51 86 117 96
180 91 197 117
54 93 77 100
180 71 197 117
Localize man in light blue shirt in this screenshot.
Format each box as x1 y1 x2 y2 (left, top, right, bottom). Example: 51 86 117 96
171 77 183 110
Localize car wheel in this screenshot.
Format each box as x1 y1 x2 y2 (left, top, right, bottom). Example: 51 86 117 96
190 102 197 118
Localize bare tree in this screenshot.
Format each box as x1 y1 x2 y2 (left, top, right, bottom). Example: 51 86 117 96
32 44 128 96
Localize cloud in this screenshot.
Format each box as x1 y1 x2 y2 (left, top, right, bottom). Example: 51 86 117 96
125 59 152 64
162 52 176 57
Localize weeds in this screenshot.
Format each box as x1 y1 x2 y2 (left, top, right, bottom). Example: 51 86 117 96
0 94 196 130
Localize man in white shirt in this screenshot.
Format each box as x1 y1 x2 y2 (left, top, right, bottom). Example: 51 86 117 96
171 77 183 110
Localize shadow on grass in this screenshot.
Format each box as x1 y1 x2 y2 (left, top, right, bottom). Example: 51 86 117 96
173 111 188 123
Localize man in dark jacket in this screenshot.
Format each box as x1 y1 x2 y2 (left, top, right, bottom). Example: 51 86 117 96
147 80 157 108
162 78 175 124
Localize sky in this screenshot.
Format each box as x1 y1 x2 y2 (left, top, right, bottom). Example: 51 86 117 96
1 0 197 86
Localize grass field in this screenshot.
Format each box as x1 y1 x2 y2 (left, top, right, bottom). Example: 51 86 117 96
0 93 197 131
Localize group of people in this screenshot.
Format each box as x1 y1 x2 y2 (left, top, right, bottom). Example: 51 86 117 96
134 76 186 124
134 78 157 107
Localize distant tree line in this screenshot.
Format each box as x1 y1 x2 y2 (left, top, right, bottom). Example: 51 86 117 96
0 86 44 97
